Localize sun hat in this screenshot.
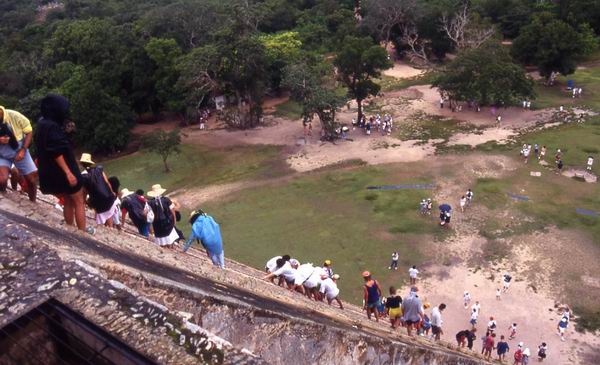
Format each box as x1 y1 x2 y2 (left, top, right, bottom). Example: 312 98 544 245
423 302 431 309
80 153 95 165
147 184 167 197
332 274 340 280
120 188 134 198
362 271 371 278
324 259 332 266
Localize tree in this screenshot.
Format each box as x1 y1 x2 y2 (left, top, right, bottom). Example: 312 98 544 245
142 129 182 172
441 2 497 50
362 0 417 47
144 38 184 113
511 12 598 82
432 42 534 107
334 36 392 124
283 61 346 140
258 31 302 90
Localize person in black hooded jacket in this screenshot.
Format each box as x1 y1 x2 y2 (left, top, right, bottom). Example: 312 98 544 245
35 94 86 231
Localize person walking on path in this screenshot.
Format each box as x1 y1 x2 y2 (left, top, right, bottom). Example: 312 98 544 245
408 265 419 285
147 184 179 248
0 105 37 202
80 153 119 228
460 196 467 212
184 209 225 268
470 307 478 328
503 273 512 292
537 343 547 362
463 291 471 308
557 159 564 174
389 252 399 270
362 271 382 322
466 189 474 205
385 287 402 329
497 335 510 362
401 287 424 337
557 317 568 341
430 303 446 341
121 189 152 237
35 94 86 231
508 323 518 339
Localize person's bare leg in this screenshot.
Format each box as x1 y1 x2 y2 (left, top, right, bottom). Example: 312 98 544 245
63 194 75 226
24 172 37 202
71 189 86 231
9 167 19 190
0 166 9 192
335 298 343 309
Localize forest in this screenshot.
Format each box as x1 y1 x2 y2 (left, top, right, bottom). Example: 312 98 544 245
0 0 598 152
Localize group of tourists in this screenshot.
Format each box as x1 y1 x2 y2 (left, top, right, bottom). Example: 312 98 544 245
519 142 595 174
351 113 394 136
263 256 343 309
1 94 225 268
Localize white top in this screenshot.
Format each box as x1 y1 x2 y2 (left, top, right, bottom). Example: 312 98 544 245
265 256 282 273
523 348 530 356
488 320 497 328
464 292 471 301
409 268 419 278
471 310 478 320
472 303 481 314
304 266 325 288
460 197 467 206
588 157 594 165
431 307 443 327
391 252 399 260
294 263 315 285
272 262 297 282
320 278 340 299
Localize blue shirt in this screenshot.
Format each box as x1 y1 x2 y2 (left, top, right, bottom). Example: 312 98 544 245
184 215 223 254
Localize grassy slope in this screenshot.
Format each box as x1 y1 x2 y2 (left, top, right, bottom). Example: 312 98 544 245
533 64 600 111
202 166 446 304
103 144 289 194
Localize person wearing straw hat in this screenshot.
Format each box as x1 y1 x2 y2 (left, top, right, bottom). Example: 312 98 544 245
121 188 151 237
184 209 225 268
323 259 334 278
80 153 119 228
147 184 179 248
35 94 87 231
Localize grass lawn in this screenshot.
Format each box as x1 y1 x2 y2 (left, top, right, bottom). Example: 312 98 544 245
103 143 289 195
273 99 303 120
394 112 482 145
533 63 600 111
376 72 436 93
202 165 447 304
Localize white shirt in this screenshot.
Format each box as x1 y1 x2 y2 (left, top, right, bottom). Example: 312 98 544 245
460 197 467 206
265 256 281 273
472 303 481 314
391 252 399 261
488 320 497 329
471 311 478 321
431 307 443 327
294 263 315 285
319 278 340 299
304 266 325 288
588 158 594 166
272 262 297 282
409 268 419 278
464 293 471 301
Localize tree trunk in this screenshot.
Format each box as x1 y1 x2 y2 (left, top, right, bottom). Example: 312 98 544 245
357 98 363 125
163 156 171 173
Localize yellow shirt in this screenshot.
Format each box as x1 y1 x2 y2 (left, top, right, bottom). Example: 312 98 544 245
0 106 32 141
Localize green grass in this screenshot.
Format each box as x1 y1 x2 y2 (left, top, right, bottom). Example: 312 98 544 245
394 112 482 145
533 63 600 111
202 166 446 304
273 99 303 120
376 71 436 93
103 143 289 194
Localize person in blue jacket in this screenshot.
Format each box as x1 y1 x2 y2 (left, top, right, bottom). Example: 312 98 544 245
184 209 224 268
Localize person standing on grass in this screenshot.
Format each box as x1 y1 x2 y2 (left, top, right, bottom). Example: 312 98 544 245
534 144 539 159
362 271 382 321
408 265 419 285
587 156 594 172
401 287 424 337
537 342 547 362
385 287 402 329
35 94 86 231
557 159 564 174
184 209 225 268
523 145 530 163
389 251 399 270
430 303 446 341
466 189 474 205
555 149 562 164
497 335 510 362
539 145 546 161
0 105 37 202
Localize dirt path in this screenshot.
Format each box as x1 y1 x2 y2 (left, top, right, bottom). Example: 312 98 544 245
383 61 424 79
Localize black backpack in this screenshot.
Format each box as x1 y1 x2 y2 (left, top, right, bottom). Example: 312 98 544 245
0 123 19 150
85 166 115 213
149 197 174 236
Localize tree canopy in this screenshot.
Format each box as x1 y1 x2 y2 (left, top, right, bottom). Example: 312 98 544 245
433 42 534 106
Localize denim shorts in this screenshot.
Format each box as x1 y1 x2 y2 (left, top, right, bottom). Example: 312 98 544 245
0 141 37 175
